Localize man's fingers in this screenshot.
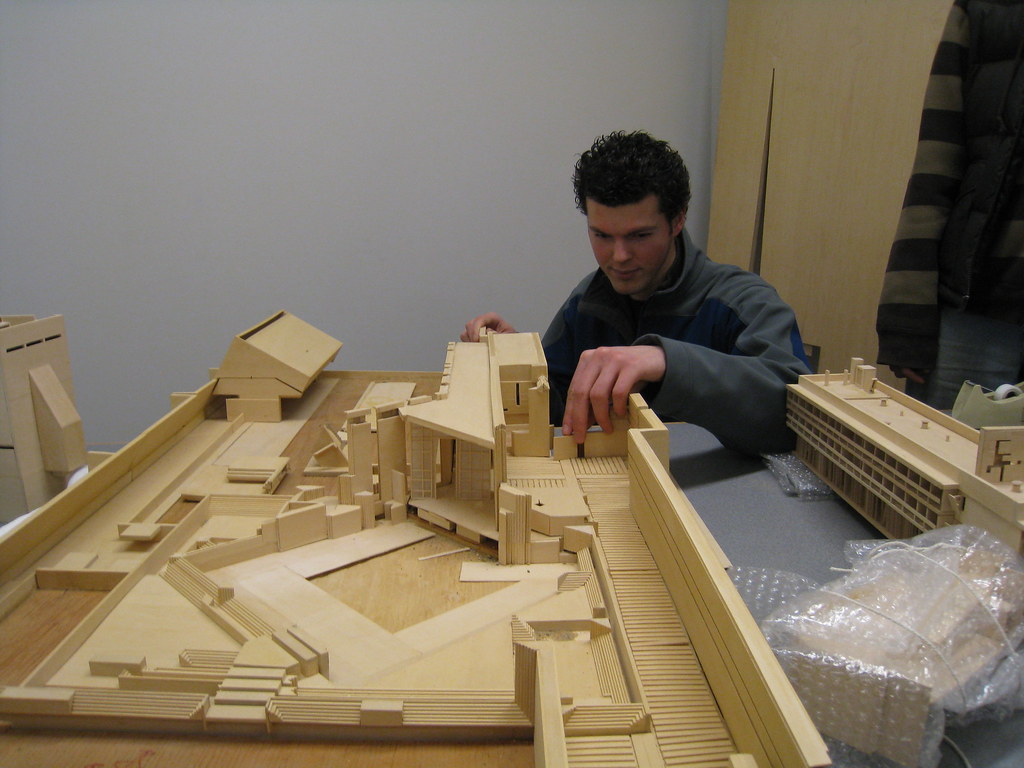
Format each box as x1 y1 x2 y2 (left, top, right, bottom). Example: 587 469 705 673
589 365 622 434
563 353 598 439
461 313 514 342
611 379 634 418
565 350 618 441
564 346 666 441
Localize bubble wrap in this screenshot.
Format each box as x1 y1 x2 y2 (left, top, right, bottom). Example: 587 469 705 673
763 451 835 501
754 525 1024 768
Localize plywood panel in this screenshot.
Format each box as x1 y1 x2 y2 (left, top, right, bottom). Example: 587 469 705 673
709 0 950 376
707 0 789 270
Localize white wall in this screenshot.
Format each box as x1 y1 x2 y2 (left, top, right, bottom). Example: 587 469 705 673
0 0 726 448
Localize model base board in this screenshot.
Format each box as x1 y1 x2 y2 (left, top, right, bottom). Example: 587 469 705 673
0 312 828 768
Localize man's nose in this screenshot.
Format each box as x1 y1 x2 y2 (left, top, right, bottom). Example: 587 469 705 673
611 239 630 261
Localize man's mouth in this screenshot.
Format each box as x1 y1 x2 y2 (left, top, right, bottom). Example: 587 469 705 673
609 268 639 280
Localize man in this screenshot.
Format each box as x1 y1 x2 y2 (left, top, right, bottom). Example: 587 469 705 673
462 131 810 456
877 0 1024 410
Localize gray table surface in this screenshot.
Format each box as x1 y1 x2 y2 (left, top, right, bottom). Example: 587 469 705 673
667 422 1024 768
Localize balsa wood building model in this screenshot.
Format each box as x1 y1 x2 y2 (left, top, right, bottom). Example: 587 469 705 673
788 358 1024 553
0 311 829 768
0 315 87 524
211 310 342 423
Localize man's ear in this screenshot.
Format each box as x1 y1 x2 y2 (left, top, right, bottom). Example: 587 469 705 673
671 208 687 236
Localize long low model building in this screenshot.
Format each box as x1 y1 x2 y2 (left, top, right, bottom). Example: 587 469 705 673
788 357 1024 552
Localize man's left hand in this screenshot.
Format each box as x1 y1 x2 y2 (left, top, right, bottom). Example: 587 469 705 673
562 345 666 443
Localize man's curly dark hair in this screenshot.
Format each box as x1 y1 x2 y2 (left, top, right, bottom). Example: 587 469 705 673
573 131 691 221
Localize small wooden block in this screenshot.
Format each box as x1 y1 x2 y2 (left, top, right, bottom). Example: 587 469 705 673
51 551 98 570
205 702 271 726
337 474 355 503
234 635 301 675
227 456 289 493
529 534 562 564
118 522 165 541
581 428 627 458
217 678 281 694
214 690 274 706
225 397 282 423
552 435 578 460
293 484 327 501
288 625 330 679
417 508 454 531
562 525 596 553
224 667 287 682
0 686 74 715
355 491 379 527
276 502 328 551
360 698 404 726
455 523 482 543
89 653 147 677
35 567 127 591
28 363 87 474
385 500 408 523
327 504 362 538
272 630 319 677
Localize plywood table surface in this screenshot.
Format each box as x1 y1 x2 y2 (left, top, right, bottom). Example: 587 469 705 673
0 731 532 768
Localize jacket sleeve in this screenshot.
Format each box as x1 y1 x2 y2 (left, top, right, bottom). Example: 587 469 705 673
636 288 810 456
876 0 969 370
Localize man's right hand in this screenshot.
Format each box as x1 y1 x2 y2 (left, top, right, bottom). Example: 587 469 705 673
461 313 517 342
561 344 666 443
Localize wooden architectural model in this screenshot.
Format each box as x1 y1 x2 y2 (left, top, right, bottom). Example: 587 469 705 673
211 310 342 423
0 311 829 768
788 358 1024 552
0 315 87 524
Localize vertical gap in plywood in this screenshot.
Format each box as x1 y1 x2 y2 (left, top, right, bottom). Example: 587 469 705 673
750 68 775 276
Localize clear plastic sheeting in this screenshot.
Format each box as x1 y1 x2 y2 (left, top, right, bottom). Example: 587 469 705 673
763 451 836 501
756 525 1024 768
730 566 819 623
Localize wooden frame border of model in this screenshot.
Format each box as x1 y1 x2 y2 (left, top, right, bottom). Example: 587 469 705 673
0 312 828 768
788 357 1024 552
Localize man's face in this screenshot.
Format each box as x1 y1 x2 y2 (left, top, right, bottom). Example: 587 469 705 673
586 194 685 301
